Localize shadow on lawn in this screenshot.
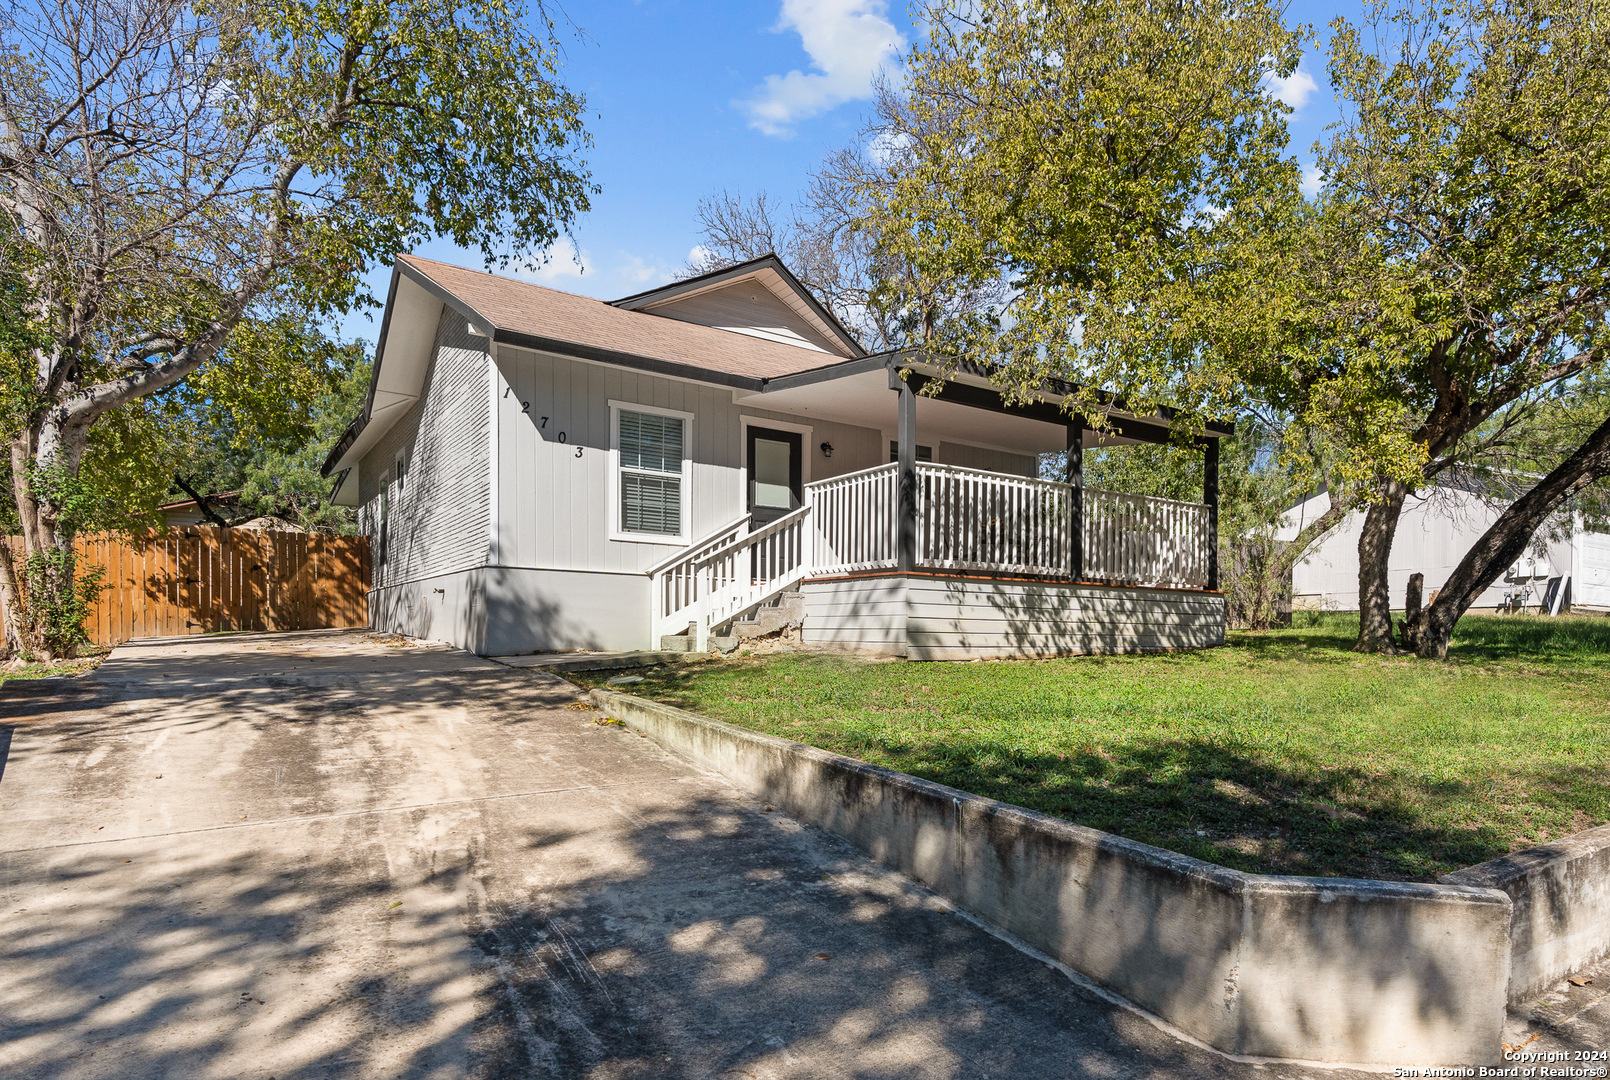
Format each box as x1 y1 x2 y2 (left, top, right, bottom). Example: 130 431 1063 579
613 657 1608 882
860 732 1541 881
1235 610 1610 669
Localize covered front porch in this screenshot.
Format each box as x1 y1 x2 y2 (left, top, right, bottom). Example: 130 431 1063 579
653 358 1229 659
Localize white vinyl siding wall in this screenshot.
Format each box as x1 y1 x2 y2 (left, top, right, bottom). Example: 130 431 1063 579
492 344 885 574
357 310 490 587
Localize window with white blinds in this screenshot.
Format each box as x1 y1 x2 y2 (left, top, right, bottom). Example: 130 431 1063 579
615 407 687 538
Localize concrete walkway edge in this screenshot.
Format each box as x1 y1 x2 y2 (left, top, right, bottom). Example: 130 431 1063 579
590 688 1511 1069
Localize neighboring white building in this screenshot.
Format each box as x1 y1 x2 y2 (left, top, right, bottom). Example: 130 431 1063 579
1277 485 1610 613
321 253 1233 657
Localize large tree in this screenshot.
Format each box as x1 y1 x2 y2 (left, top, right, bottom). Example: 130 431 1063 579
1402 379 1610 657
0 0 594 656
683 82 1006 354
858 0 1306 435
1295 0 1610 652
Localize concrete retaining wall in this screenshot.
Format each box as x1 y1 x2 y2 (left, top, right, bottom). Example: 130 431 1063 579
590 689 1512 1067
1444 822 1610 1005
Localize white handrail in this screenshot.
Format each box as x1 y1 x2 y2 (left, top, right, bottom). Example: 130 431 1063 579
691 505 813 650
649 465 1211 647
645 512 749 576
802 460 903 491
807 462 899 575
649 513 751 640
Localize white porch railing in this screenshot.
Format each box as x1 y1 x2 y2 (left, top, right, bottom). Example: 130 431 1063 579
1084 487 1210 589
699 506 812 640
806 463 899 575
650 506 812 648
649 463 1211 648
916 463 1072 577
648 512 749 638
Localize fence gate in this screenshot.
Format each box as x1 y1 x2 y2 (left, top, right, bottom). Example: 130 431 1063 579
13 527 371 646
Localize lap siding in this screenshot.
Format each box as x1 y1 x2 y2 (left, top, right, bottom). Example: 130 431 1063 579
801 573 1225 659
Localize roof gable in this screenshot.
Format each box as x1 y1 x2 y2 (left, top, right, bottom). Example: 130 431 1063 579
611 254 865 359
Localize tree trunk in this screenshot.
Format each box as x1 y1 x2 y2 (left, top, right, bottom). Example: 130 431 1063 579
1409 411 1610 659
1400 572 1424 651
0 541 26 657
1355 478 1409 653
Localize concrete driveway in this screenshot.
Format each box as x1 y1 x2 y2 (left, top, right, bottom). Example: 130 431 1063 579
0 629 1531 1079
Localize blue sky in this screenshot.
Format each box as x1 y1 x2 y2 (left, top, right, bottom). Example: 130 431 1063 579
342 0 1368 344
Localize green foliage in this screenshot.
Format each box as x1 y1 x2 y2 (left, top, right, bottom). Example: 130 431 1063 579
864 0 1305 433
204 0 596 314
1464 375 1610 537
1283 0 1610 488
13 549 105 659
236 354 372 532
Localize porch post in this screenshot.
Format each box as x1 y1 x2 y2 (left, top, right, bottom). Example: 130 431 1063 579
892 368 918 572
1204 437 1221 590
1065 419 1084 581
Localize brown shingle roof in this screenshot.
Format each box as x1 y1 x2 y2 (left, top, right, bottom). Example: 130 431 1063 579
398 254 850 382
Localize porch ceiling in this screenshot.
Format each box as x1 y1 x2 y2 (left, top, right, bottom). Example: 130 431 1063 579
737 368 1153 454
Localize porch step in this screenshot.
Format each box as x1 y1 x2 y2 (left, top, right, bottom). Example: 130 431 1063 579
731 587 803 641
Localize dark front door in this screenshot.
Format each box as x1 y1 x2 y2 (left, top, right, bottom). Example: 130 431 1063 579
746 426 803 528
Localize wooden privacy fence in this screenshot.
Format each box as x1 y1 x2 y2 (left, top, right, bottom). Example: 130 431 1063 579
6 527 370 645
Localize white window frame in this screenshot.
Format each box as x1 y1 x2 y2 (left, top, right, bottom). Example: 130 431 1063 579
609 400 694 545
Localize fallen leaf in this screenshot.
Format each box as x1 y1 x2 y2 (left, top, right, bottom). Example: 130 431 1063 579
763 805 774 812
1503 1033 1540 1053
387 901 403 910
813 952 831 960
1569 976 1594 987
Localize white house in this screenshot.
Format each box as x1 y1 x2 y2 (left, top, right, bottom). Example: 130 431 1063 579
1279 484 1610 614
321 253 1231 658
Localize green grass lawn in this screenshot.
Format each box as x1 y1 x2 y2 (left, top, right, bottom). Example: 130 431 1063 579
572 613 1610 882
0 651 106 689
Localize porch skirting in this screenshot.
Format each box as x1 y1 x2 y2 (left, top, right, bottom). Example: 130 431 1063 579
800 572 1225 660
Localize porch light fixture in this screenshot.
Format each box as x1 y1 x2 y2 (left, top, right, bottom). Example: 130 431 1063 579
820 441 834 458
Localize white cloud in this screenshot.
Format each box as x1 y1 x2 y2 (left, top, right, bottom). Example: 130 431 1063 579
742 0 905 137
617 254 674 285
866 128 913 168
688 244 713 266
516 241 592 283
1263 64 1319 111
1301 164 1324 198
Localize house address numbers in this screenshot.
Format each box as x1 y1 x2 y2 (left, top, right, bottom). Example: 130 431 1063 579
504 386 583 455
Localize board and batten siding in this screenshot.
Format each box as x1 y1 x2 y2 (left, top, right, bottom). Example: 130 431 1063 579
492 344 886 574
358 309 490 588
